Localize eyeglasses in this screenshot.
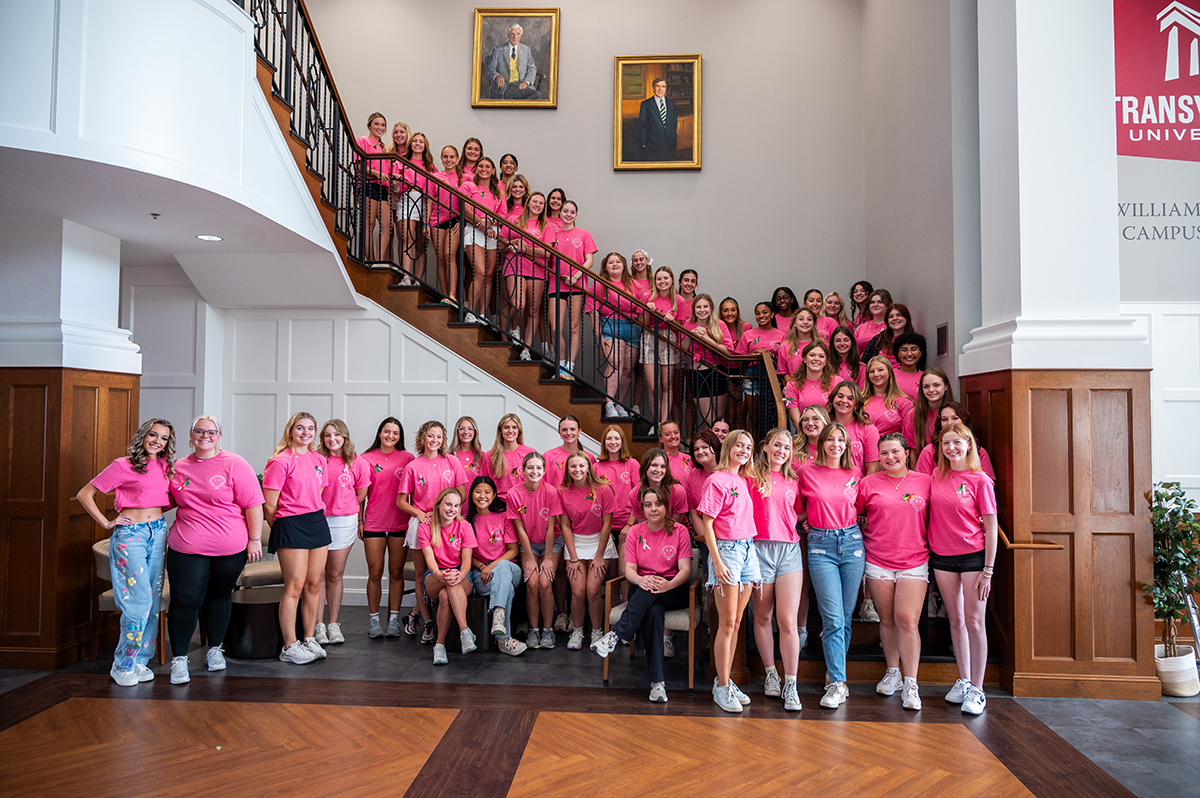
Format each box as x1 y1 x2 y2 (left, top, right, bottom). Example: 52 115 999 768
193 429 219 438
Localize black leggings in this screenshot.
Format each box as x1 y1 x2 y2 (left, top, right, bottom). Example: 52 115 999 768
613 583 689 683
166 548 247 657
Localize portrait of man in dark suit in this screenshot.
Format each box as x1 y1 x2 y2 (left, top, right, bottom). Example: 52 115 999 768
637 78 678 160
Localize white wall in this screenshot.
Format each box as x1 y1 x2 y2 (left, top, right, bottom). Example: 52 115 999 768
1122 302 1200 503
303 0 868 310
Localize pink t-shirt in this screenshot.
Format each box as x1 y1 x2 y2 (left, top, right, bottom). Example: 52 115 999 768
894 369 923 401
90 457 170 512
359 448 415 533
321 455 371 517
666 452 693 481
417 518 477 569
855 319 886 349
503 219 553 279
864 395 914 440
797 463 859 530
685 467 715 512
589 279 645 317
485 445 536 497
646 294 681 321
594 458 641 529
461 181 504 233
676 297 695 322
625 521 692 580
629 278 652 301
549 226 598 288
356 137 389 184
696 470 755 541
778 338 819 377
915 445 996 481
784 378 832 410
470 511 517 562
559 482 616 537
775 313 794 329
902 408 939 451
452 448 486 478
168 451 264 557
505 481 563 544
735 326 786 362
544 446 596 482
928 470 998 556
684 320 733 366
855 470 932 569
835 362 867 391
262 449 328 518
750 471 804 543
630 481 689 523
398 454 470 513
816 316 839 341
428 171 464 226
839 419 881 477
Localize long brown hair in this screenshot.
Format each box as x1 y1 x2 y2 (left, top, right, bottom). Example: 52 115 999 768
128 418 177 478
913 367 955 451
790 340 836 392
406 131 436 172
488 413 525 478
752 428 798 493
316 418 358 464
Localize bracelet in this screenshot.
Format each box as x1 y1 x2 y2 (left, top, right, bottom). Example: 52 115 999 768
249 537 261 542
569 559 579 563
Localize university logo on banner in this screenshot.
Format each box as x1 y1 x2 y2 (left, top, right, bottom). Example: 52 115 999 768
1114 0 1200 161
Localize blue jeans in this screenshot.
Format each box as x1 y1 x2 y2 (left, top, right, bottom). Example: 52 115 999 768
806 525 865 684
470 559 522 639
109 518 168 671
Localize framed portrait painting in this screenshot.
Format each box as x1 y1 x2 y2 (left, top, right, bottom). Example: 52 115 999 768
472 8 560 108
613 54 702 170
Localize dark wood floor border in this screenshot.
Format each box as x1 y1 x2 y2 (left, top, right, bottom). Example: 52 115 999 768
0 674 71 732
404 709 537 798
1170 701 1200 722
967 699 1135 798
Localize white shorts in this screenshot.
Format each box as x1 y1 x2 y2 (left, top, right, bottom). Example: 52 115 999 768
397 189 424 222
326 514 358 551
404 519 419 549
573 532 619 561
462 223 499 250
864 560 929 582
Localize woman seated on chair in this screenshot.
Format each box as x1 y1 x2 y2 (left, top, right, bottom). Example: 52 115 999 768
591 485 692 704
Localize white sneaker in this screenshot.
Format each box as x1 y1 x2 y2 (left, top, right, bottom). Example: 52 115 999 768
591 631 619 657
876 667 903 696
713 677 750 705
433 643 448 665
461 628 477 654
604 400 619 418
662 635 675 659
280 641 316 664
314 622 329 645
553 613 569 633
110 664 139 687
961 686 987 715
206 646 227 672
170 656 190 685
568 628 585 650
135 664 155 682
304 637 327 660
713 683 743 713
945 677 973 704
615 404 630 418
541 342 554 359
491 608 507 636
498 636 528 656
465 312 479 325
649 681 668 703
763 668 782 697
508 328 522 343
901 681 922 710
540 628 557 649
591 629 604 647
820 682 849 709
859 598 880 622
782 680 803 711
632 404 642 416
798 627 808 651
519 348 532 362
327 622 345 645
385 615 402 638
526 629 542 650
368 616 384 639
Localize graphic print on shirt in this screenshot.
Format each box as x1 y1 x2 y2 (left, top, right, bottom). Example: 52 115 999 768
900 491 926 510
638 534 650 551
209 475 226 490
843 476 859 501
956 481 971 504
338 466 353 487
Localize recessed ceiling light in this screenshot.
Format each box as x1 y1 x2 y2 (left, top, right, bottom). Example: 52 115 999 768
195 234 222 242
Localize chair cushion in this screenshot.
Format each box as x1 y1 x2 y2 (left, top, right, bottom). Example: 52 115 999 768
403 560 416 581
231 584 286 604
93 539 111 582
98 588 117 612
238 561 283 588
610 602 692 631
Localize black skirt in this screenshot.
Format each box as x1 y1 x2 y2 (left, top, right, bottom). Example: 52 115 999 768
269 509 332 553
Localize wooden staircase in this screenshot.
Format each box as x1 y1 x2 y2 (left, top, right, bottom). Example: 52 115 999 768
253 58 650 457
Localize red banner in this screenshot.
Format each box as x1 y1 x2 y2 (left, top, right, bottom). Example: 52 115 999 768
1114 0 1200 161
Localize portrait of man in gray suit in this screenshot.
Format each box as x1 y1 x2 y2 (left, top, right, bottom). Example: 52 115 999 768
485 23 541 101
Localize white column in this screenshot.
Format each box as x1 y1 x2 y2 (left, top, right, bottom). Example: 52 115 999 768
960 0 1150 375
0 218 141 373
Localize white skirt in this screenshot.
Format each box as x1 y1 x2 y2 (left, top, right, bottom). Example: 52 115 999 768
574 532 619 560
397 189 425 222
462 222 499 250
327 514 358 551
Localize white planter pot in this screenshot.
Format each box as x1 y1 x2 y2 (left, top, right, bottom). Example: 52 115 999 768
1155 644 1200 697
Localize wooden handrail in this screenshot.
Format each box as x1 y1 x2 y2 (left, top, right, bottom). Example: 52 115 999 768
999 527 1063 551
762 353 786 429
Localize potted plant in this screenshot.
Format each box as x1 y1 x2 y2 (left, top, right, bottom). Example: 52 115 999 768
1145 481 1200 696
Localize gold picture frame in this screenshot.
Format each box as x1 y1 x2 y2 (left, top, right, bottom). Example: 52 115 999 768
613 54 702 170
471 8 560 108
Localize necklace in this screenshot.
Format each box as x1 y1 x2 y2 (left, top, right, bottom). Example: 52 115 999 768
885 469 909 490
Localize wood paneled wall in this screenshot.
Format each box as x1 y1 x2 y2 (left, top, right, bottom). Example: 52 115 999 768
0 368 139 669
962 369 1159 699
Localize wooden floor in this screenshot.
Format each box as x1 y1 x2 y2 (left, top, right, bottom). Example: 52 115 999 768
0 673 1135 798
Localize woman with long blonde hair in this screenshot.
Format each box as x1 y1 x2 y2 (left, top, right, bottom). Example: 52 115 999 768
397 129 435 283
642 265 682 431
418 487 477 665
486 413 536 496
315 418 369 646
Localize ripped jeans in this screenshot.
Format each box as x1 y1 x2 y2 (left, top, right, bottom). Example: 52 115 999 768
806 525 865 684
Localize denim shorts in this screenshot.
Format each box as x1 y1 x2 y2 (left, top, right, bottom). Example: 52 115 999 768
602 318 642 346
865 560 929 582
523 539 564 557
706 537 761 588
754 539 803 583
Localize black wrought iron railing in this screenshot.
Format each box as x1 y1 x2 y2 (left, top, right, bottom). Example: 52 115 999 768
235 0 784 439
